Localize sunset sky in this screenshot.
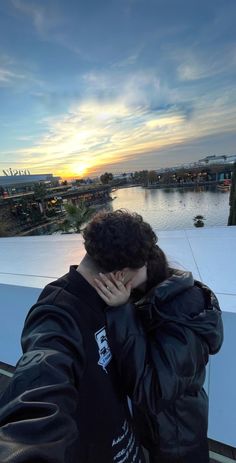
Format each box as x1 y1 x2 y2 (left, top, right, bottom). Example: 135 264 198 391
0 0 236 179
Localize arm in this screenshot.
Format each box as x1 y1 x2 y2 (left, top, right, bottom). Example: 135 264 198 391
106 302 206 415
0 303 85 462
94 273 205 414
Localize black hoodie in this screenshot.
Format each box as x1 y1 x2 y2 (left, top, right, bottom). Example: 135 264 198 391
106 270 223 463
0 266 145 463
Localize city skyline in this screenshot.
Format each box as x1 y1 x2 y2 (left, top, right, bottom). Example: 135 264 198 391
0 0 236 179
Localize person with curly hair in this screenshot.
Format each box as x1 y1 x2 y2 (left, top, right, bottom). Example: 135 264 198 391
0 209 165 463
0 209 223 463
92 215 223 463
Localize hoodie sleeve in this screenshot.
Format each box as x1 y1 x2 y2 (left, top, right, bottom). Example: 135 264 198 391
0 304 85 463
106 302 207 415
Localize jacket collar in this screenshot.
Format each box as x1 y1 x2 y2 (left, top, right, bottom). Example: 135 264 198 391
135 269 194 307
68 265 107 313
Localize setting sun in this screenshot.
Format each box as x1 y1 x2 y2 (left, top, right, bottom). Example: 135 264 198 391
60 162 90 179
72 163 89 177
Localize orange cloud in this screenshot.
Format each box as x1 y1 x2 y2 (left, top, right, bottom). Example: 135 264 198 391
6 91 236 179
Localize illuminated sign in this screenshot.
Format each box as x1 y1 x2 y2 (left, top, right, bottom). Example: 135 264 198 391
2 168 31 176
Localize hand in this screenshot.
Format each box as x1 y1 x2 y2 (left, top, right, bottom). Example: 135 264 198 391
94 272 132 306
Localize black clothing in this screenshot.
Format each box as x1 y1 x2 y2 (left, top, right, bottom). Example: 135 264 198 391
0 266 145 463
106 270 223 463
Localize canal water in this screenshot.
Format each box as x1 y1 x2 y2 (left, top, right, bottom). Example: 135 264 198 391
109 185 230 231
27 185 230 235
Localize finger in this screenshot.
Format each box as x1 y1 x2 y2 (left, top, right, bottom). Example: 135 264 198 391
99 273 117 292
117 271 125 282
125 281 132 294
94 278 114 297
109 272 118 285
113 271 120 279
120 272 125 282
110 273 125 289
106 272 115 282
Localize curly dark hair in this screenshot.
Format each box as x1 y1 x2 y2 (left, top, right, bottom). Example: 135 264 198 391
83 209 157 272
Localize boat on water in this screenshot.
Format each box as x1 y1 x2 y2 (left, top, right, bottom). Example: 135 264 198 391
216 180 231 191
217 185 230 191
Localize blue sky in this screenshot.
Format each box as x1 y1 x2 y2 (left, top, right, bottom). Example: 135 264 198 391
0 0 236 178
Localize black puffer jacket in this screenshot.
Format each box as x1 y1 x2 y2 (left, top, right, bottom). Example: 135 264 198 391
106 270 223 463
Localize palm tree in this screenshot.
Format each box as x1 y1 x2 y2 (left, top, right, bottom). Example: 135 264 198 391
60 202 95 233
100 172 113 184
228 162 236 225
148 170 159 185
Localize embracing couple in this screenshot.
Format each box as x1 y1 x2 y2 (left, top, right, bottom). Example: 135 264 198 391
0 209 223 463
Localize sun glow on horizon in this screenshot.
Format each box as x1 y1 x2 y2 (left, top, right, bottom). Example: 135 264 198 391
1 1 236 179
3 90 236 179
67 162 90 178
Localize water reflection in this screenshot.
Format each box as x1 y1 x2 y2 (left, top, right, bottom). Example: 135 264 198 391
110 186 229 230
27 185 230 235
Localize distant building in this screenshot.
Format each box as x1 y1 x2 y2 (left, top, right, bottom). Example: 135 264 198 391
153 154 236 175
112 172 134 180
198 154 236 165
0 173 60 195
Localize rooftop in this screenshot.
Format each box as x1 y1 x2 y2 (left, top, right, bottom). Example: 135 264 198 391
0 226 236 461
1 226 235 310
